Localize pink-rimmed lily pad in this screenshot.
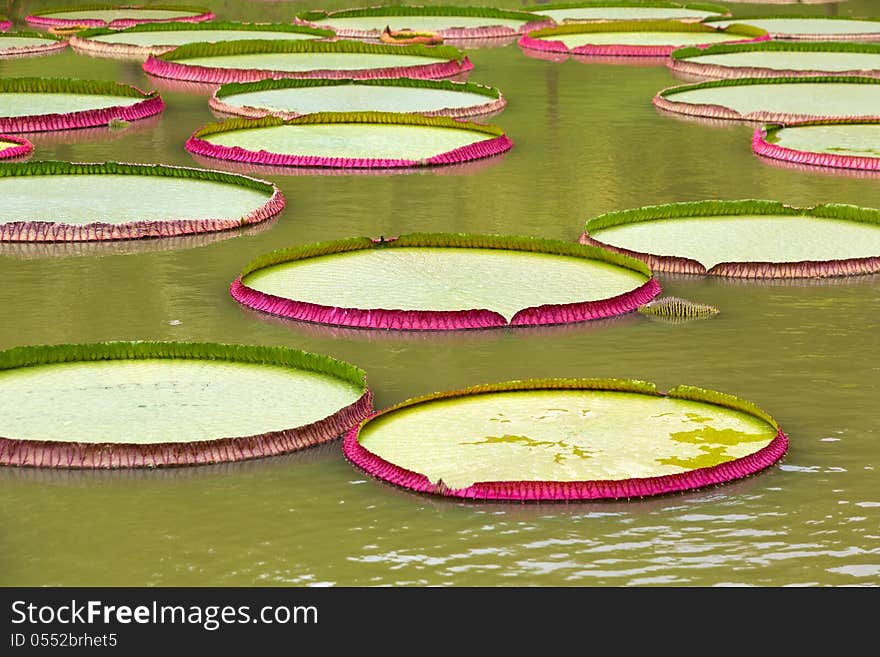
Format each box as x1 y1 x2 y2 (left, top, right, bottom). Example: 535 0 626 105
519 20 767 58
26 4 214 29
231 233 660 331
344 378 788 501
524 1 730 24
0 342 372 469
0 17 11 31
705 15 880 42
209 77 506 121
0 135 33 160
0 161 284 242
0 31 68 58
754 119 880 172
143 39 473 84
581 199 880 278
186 112 511 169
0 77 163 133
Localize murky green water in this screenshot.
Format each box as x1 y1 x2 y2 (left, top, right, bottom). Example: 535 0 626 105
1 1 878 587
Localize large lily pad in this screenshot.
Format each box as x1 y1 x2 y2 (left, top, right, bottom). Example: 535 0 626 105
754 119 880 172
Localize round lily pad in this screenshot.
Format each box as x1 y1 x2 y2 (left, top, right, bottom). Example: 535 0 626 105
26 4 214 29
0 77 163 133
519 20 767 58
143 39 473 84
0 161 284 242
0 135 32 160
0 342 372 468
669 41 880 80
705 16 880 41
653 76 880 123
187 112 512 169
525 2 730 24
581 199 880 278
209 78 506 120
754 119 880 172
344 379 787 500
0 32 68 58
296 6 551 40
69 22 334 59
231 233 660 330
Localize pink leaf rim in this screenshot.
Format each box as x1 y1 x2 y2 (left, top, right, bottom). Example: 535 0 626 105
185 112 512 170
0 160 285 243
653 75 880 124
142 39 473 84
668 41 880 80
230 233 660 331
581 199 880 279
518 20 769 58
0 33 68 59
0 134 33 159
343 378 789 501
0 78 164 133
209 78 506 121
753 119 880 172
0 342 373 469
25 5 214 29
0 19 11 32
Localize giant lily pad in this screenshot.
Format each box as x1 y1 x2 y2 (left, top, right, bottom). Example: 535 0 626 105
231 233 660 330
69 21 334 59
0 135 32 160
26 4 214 29
0 77 163 133
296 5 550 40
0 161 284 242
0 342 372 468
525 2 730 24
669 41 880 79
0 32 67 58
519 20 767 58
581 199 880 278
187 112 511 169
344 379 787 500
654 76 880 123
754 119 880 172
705 16 880 41
143 39 473 84
209 78 505 120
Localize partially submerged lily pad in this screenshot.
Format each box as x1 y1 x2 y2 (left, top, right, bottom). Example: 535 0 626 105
187 112 512 169
70 21 334 59
638 296 719 320
231 233 660 330
654 76 880 123
0 161 284 242
0 342 372 468
0 32 68 58
581 199 880 278
0 135 32 161
705 16 880 41
754 119 880 172
296 5 550 40
669 41 880 79
142 39 473 84
525 1 730 24
344 379 787 500
519 20 767 58
0 77 163 133
26 4 214 29
210 78 506 120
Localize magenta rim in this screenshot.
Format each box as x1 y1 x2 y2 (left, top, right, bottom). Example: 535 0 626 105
0 19 11 32
0 342 372 469
231 233 660 331
185 113 512 169
343 379 789 501
0 134 33 159
753 119 880 172
0 161 285 243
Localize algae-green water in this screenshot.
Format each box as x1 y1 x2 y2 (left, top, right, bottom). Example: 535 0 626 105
1 0 878 587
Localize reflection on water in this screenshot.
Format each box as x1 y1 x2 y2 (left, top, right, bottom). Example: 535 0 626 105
1 0 879 587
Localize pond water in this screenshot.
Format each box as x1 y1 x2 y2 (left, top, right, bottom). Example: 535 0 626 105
0 0 878 587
